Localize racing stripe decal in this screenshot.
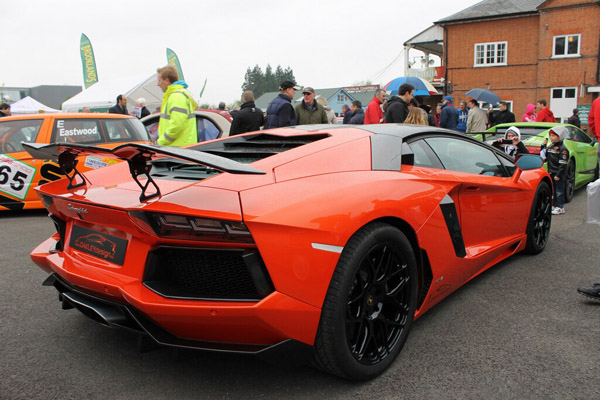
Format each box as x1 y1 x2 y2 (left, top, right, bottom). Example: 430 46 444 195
0 193 25 211
439 195 466 258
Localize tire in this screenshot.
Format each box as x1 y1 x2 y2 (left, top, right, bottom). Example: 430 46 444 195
524 180 552 254
564 159 575 203
312 222 418 380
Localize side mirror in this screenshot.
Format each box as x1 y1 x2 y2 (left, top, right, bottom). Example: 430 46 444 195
515 154 543 170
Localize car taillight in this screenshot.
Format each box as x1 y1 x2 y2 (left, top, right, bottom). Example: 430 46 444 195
526 146 541 155
129 211 253 243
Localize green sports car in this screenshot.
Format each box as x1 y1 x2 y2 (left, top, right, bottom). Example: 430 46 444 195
479 122 599 203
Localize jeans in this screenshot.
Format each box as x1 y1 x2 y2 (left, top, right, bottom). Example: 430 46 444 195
551 172 565 208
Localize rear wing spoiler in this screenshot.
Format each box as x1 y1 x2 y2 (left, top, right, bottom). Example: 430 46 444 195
23 142 265 201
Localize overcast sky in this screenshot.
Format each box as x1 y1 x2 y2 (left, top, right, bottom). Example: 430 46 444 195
2 0 481 106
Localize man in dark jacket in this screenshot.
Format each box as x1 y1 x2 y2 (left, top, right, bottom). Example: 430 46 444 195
385 83 415 123
108 94 129 115
230 90 264 135
567 108 580 128
488 101 516 127
342 104 353 124
439 96 459 129
295 87 327 125
349 100 364 124
264 81 298 129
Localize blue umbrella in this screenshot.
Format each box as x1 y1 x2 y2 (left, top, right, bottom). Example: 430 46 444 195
465 88 501 106
383 77 438 97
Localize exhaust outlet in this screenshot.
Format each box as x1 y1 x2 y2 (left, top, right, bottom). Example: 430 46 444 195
61 291 128 326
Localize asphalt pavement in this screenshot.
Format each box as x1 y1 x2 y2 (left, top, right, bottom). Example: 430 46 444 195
1 187 598 399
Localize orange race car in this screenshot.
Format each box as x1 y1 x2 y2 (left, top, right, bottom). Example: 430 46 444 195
27 124 552 380
0 113 153 211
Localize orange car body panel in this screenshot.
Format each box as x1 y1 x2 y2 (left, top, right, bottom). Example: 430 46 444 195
29 125 550 348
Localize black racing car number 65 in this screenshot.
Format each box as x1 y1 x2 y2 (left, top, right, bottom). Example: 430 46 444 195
0 165 28 191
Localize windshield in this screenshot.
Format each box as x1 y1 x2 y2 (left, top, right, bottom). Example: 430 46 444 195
0 119 44 153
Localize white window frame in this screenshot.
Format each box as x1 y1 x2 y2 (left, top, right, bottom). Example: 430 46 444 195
474 41 507 67
552 34 581 58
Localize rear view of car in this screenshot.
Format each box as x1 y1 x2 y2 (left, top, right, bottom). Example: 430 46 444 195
0 113 152 211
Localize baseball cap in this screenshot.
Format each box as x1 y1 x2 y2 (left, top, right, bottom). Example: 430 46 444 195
279 81 300 91
302 87 315 95
443 95 453 102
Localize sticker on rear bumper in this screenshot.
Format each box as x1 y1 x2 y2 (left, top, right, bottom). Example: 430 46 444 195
69 225 128 265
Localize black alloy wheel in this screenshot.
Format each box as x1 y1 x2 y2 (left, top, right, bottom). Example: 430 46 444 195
313 223 417 380
565 159 576 203
525 180 552 254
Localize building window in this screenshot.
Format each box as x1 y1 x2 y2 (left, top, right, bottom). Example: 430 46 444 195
553 34 580 58
474 42 507 67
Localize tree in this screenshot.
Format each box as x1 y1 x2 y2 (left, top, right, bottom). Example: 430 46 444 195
242 64 296 99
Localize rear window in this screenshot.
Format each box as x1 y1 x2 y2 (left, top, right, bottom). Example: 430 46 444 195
51 118 151 144
0 119 43 153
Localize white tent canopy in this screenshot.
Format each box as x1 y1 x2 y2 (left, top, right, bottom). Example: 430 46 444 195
10 96 60 114
61 73 166 113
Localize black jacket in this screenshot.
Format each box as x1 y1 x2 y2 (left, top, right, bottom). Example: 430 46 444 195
229 101 264 135
567 114 581 128
349 108 364 124
489 109 515 127
265 94 296 128
385 96 409 123
492 140 529 158
140 106 150 119
342 110 353 124
542 140 569 176
108 104 128 115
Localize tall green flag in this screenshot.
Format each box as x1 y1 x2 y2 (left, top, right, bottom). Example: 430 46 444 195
166 48 185 82
79 34 98 89
199 78 208 98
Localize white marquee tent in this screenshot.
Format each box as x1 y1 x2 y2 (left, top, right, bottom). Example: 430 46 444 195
10 96 60 114
61 73 165 113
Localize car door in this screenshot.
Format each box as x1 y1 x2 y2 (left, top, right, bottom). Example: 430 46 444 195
565 126 598 182
0 117 49 210
423 137 531 257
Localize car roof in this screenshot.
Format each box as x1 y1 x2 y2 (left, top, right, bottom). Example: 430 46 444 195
0 113 135 121
290 123 470 140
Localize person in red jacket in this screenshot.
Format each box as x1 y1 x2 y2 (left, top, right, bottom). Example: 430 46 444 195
535 99 556 123
364 89 386 124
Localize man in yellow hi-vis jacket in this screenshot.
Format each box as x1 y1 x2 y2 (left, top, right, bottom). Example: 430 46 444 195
156 65 198 146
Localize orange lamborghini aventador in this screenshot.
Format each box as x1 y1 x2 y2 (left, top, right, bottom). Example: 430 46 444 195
27 124 552 380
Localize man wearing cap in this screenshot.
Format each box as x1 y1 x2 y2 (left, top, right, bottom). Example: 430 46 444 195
488 101 516 127
295 87 327 125
365 89 386 124
439 96 459 130
264 81 299 129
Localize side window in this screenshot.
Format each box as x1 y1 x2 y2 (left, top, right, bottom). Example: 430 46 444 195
425 137 508 177
52 119 102 143
197 117 221 142
567 126 591 144
104 120 135 141
408 139 443 169
0 119 43 153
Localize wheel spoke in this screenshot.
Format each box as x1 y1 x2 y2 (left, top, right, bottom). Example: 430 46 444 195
346 241 413 364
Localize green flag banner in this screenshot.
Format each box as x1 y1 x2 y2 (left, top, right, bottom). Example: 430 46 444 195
166 48 185 82
80 34 98 89
199 78 208 98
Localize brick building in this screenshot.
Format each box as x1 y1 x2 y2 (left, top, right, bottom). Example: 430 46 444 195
434 0 599 124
